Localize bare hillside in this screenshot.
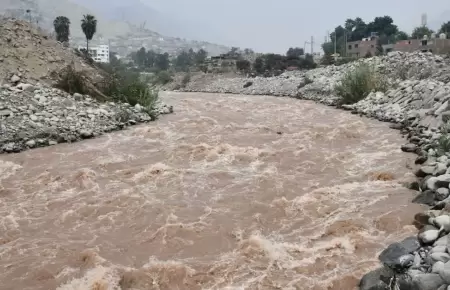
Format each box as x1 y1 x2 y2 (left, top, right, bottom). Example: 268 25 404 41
0 0 230 56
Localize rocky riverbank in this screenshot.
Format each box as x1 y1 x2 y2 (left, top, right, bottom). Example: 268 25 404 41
0 82 173 153
177 52 450 289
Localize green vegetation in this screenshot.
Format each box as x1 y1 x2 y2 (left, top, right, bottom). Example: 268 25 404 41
412 26 434 39
181 73 191 87
55 64 87 94
334 63 389 105
81 14 97 52
434 122 450 157
321 16 412 61
53 16 70 43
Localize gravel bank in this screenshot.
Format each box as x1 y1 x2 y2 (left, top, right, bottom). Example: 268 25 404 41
179 52 450 289
0 82 173 153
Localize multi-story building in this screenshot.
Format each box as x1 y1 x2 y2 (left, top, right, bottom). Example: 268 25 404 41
346 37 378 58
393 37 450 54
77 44 110 63
342 33 450 59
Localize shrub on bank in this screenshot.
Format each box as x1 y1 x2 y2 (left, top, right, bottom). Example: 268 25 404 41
100 70 158 117
181 73 191 87
334 63 389 105
56 64 159 117
55 65 87 94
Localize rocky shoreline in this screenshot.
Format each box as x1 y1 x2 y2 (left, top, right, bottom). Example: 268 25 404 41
177 52 450 289
0 82 173 153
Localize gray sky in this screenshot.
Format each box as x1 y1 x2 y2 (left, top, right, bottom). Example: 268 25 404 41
144 0 450 53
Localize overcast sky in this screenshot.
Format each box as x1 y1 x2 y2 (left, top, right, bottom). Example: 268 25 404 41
143 0 449 53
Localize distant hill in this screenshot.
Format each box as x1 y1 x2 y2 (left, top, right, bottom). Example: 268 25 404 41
0 0 230 56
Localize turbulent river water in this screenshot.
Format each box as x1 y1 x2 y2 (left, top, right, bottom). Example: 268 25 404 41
0 92 424 290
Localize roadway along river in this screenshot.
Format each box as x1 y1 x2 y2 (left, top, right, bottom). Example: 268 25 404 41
0 92 423 289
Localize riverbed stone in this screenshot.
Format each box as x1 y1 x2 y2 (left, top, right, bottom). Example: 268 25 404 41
419 225 441 244
437 188 450 201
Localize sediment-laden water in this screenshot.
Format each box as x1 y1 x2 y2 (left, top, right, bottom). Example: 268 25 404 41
0 92 423 289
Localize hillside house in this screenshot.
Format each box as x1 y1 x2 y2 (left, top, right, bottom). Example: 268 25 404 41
346 37 378 58
393 38 450 54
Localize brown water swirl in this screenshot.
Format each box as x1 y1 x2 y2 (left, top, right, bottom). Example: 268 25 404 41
0 92 423 289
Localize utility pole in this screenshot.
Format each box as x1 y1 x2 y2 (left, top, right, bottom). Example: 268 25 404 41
310 36 314 54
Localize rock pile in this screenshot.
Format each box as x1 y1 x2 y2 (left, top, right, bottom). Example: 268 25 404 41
177 51 450 289
0 83 173 153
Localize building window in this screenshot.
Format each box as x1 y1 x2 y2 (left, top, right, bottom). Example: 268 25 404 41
421 40 428 46
371 44 374 48
348 44 352 49
355 43 359 48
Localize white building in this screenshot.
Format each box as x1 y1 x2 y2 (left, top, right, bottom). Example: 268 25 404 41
78 44 110 63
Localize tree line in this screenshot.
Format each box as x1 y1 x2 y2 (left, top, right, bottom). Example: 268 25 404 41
53 14 318 77
53 14 97 51
322 15 450 58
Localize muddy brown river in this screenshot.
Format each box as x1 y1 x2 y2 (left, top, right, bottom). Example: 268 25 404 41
0 92 423 289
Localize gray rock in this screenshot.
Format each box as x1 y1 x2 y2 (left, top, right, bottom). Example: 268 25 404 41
400 273 445 290
419 225 441 244
10 74 20 83
431 252 450 263
379 243 415 271
437 188 450 201
413 190 437 205
73 93 83 100
434 261 445 273
436 163 449 176
25 140 36 148
0 109 12 117
80 129 93 138
359 267 390 290
417 165 437 178
401 143 418 153
440 261 450 283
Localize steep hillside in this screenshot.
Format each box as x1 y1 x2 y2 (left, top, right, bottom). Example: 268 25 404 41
0 17 101 86
0 0 230 56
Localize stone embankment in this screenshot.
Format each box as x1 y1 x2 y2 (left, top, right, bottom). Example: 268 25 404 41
0 82 172 153
179 51 450 289
0 18 173 153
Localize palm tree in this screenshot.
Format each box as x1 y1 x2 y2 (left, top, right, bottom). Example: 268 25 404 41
81 14 97 52
53 16 71 43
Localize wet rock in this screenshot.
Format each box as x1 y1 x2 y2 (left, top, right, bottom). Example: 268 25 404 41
413 190 437 206
379 243 415 271
359 267 390 290
415 155 428 165
401 143 418 153
416 165 437 178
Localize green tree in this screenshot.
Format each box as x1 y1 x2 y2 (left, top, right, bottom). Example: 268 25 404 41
81 14 97 52
133 47 147 67
321 53 334 65
155 53 170 71
53 16 71 43
366 16 398 37
286 47 305 59
412 26 434 39
195 49 208 64
375 39 383 56
439 21 450 37
236 59 251 72
253 56 264 74
396 31 409 41
174 51 192 71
